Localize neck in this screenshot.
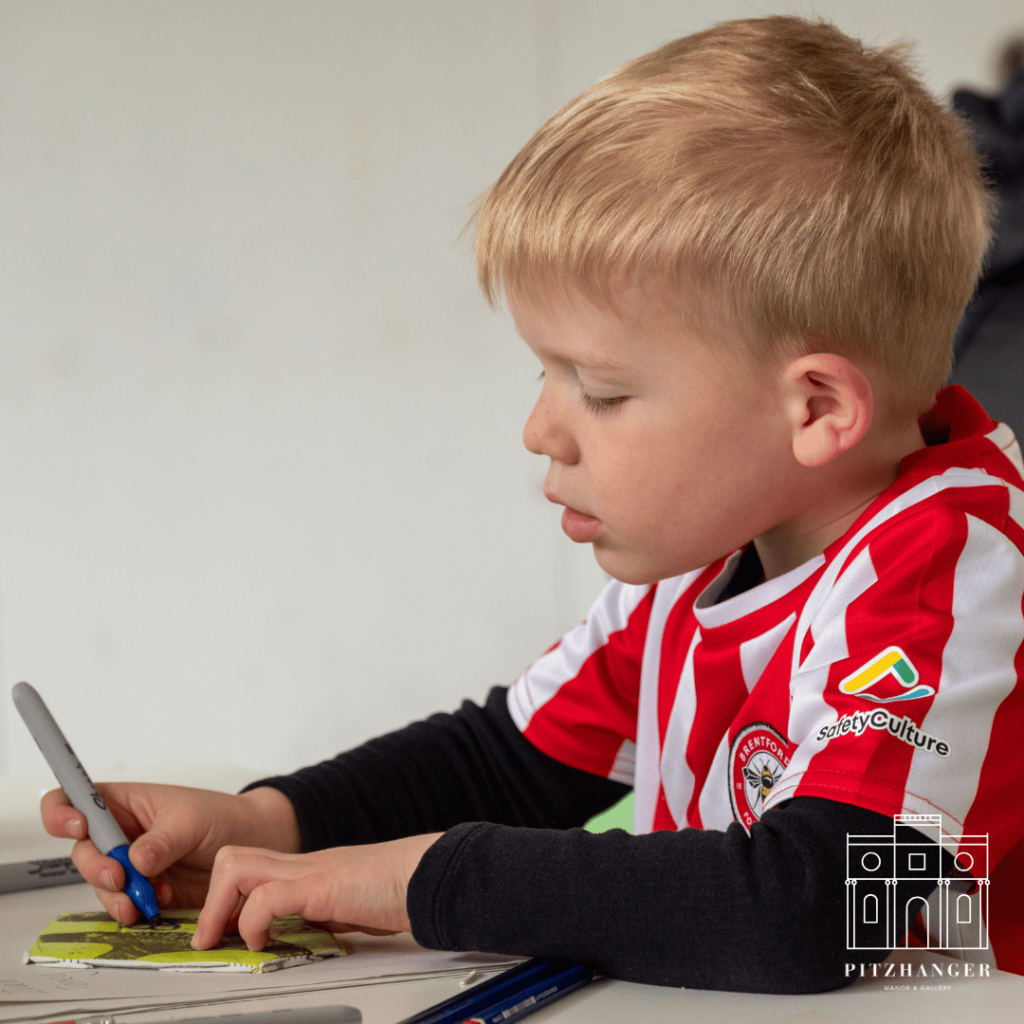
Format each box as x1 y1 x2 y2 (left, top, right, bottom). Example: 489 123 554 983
754 416 926 580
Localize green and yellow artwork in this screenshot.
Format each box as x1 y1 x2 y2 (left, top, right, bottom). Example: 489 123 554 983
27 910 345 973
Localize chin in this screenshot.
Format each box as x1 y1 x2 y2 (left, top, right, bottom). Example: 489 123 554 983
594 546 711 586
594 553 676 587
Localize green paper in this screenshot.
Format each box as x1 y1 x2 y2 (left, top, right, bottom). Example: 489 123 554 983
27 910 345 973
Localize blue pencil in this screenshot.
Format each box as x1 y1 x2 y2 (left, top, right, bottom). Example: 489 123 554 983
398 958 594 1024
464 961 594 1023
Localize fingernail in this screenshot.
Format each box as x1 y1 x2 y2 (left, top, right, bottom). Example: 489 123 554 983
64 820 84 840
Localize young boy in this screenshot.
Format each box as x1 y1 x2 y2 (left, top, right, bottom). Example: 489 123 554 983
43 16 1024 992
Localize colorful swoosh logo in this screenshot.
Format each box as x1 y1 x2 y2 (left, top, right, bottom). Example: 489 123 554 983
839 647 935 703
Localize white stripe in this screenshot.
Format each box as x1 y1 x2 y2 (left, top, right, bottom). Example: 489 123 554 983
985 421 1023 476
795 544 877 675
702 615 796 827
507 579 651 732
762 661 832 814
905 514 1024 831
925 882 994 963
695 555 822 628
1007 482 1024 532
739 614 796 692
659 629 702 828
771 498 1024 818
608 739 636 785
633 573 703 834
764 547 878 814
792 467 1007 678
697 735 734 830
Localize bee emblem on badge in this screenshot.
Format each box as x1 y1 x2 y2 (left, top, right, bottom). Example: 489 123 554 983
742 756 783 812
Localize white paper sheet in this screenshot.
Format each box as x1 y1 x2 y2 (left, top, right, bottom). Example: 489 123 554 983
1 902 517 1023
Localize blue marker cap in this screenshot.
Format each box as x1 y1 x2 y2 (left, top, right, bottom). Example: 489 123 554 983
107 845 162 924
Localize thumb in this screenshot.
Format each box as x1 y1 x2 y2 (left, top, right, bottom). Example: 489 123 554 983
128 813 200 877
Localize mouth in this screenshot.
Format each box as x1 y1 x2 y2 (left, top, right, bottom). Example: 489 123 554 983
543 489 603 543
559 505 603 544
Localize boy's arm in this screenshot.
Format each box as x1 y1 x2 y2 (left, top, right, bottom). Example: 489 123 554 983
247 691 944 993
246 686 630 850
407 796 951 994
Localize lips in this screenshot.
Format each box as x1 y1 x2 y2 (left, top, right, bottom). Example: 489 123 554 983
543 487 603 543
560 506 603 543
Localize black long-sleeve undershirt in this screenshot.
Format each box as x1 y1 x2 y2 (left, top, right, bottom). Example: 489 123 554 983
250 686 950 992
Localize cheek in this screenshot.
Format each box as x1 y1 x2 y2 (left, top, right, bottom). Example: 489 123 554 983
596 444 662 497
602 455 695 534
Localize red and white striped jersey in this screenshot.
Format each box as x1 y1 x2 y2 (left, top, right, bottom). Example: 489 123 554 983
508 386 1024 974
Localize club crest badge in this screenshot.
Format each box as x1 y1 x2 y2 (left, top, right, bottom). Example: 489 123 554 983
729 722 791 830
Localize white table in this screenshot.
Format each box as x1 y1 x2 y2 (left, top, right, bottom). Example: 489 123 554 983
2 881 1021 1024
4 769 1022 1024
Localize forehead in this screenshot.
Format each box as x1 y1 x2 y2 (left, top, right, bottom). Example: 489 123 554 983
507 279 743 376
508 287 638 368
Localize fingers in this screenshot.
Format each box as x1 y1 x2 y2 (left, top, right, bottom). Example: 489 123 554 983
65 839 144 925
40 782 184 923
40 787 86 840
192 846 298 952
127 812 201 880
39 789 135 924
192 835 441 953
194 845 381 951
235 877 305 952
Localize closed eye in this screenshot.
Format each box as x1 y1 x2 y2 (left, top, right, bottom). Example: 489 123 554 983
579 389 627 414
535 369 627 413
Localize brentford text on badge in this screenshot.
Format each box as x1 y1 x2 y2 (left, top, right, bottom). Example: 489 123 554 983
729 722 791 829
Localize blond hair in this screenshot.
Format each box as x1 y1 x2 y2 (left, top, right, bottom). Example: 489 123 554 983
474 16 992 414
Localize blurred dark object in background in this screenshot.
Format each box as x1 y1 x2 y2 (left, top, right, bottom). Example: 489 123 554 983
950 41 1024 440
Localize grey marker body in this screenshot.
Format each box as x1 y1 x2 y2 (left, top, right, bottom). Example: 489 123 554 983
12 681 128 853
12 681 161 922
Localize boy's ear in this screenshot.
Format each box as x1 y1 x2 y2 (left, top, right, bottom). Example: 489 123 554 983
782 353 873 468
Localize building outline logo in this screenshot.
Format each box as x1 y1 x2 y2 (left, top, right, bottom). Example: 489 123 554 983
839 647 935 703
846 814 989 952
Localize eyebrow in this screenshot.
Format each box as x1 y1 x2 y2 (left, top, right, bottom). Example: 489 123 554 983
513 322 638 378
570 353 634 373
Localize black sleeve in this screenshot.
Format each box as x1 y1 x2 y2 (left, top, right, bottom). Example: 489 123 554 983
245 686 630 850
249 687 950 993
407 798 953 994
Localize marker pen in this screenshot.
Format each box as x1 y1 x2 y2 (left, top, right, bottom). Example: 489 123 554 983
12 681 162 925
0 856 81 894
43 1006 361 1024
71 1005 361 1024
397 958 594 1024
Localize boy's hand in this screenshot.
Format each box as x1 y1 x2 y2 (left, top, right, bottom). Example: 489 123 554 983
191 833 443 952
40 783 301 925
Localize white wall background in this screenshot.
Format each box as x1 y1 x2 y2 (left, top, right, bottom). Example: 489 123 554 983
2 0 1022 785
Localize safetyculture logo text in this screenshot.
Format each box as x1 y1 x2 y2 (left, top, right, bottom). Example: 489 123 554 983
816 708 950 757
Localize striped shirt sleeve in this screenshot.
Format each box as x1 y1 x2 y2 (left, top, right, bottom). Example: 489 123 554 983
507 578 656 782
769 486 1024 871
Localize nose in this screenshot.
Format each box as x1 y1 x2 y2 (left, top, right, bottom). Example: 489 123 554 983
523 385 580 465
